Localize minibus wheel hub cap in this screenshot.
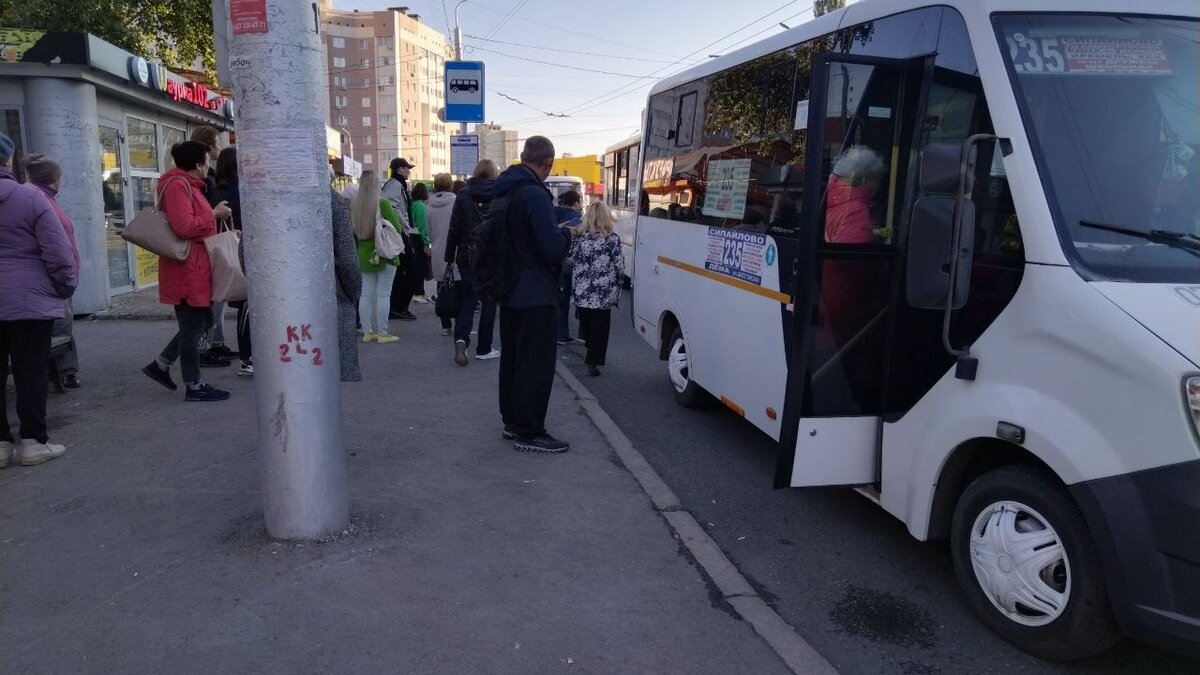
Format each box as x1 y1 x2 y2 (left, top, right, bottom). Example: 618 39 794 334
969 500 1071 627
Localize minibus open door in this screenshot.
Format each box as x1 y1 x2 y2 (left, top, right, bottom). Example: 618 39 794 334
774 52 930 488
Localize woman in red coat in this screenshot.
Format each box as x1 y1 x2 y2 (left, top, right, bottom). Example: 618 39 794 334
140 141 232 401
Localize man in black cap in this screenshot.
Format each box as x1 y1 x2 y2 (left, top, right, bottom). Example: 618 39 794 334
382 157 424 319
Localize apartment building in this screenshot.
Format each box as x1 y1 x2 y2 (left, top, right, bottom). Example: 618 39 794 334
321 1 451 179
474 123 519 168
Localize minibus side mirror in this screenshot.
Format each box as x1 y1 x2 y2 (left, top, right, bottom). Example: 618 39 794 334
906 141 978 311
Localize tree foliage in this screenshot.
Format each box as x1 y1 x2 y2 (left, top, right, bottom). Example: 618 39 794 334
2 0 216 77
814 0 846 17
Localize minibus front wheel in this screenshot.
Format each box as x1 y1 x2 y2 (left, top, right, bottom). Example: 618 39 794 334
950 465 1119 660
667 327 709 408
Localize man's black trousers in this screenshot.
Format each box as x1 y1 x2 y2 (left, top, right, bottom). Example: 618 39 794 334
498 305 558 439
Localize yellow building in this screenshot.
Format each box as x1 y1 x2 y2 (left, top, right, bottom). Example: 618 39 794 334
552 154 601 185
550 154 603 199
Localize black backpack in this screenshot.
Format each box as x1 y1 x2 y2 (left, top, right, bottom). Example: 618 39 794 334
471 193 521 302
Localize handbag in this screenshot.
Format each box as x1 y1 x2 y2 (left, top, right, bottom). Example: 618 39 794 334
205 220 247 302
122 176 192 261
435 265 459 319
374 217 406 262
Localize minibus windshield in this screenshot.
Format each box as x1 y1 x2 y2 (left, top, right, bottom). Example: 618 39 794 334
995 14 1200 282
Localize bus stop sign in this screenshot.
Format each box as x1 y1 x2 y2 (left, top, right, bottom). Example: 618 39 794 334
445 61 485 123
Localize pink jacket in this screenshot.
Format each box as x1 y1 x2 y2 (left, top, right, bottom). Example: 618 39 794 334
35 184 80 269
824 175 875 244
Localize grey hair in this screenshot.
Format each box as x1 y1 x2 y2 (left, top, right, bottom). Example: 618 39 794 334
832 146 885 186
520 135 555 165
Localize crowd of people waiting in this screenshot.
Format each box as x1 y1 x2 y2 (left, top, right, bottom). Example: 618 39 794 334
1 131 624 466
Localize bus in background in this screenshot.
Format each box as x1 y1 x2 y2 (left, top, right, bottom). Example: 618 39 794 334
603 132 641 287
544 176 586 206
632 0 1199 661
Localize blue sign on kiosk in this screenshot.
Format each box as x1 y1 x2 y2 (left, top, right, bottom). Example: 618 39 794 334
444 61 485 123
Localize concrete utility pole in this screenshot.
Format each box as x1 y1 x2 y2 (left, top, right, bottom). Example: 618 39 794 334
454 0 469 137
221 0 350 539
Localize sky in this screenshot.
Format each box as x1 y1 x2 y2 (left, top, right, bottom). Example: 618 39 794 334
337 0 828 157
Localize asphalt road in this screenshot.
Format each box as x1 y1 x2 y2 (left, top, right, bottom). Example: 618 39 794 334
557 293 1197 675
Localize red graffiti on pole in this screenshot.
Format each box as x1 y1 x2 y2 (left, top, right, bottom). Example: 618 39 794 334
279 324 325 366
231 0 269 35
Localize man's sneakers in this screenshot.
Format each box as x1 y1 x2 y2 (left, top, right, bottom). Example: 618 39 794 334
557 337 584 346
142 362 178 390
185 383 231 402
238 360 254 377
362 332 377 343
501 425 517 440
454 340 469 366
513 434 570 454
441 328 452 337
475 349 501 361
375 333 400 344
15 439 67 466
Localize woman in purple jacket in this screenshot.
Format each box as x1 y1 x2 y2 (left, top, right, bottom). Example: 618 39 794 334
0 132 78 468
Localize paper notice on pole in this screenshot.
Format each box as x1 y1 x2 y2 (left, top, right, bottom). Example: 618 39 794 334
238 129 324 189
231 0 269 35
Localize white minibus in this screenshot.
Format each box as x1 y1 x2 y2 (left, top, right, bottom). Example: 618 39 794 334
632 0 1199 660
604 133 642 286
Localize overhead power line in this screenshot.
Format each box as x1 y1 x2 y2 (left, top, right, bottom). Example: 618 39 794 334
467 1 682 59
496 92 570 118
556 3 817 119
468 46 662 79
463 35 700 65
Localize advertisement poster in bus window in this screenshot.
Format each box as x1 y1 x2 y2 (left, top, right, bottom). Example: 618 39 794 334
703 158 751 219
706 228 766 285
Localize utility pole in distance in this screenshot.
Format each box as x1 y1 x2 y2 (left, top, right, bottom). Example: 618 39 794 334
454 0 469 137
221 0 350 539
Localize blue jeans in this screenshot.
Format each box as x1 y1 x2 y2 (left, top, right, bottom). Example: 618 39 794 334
159 302 214 386
359 265 398 335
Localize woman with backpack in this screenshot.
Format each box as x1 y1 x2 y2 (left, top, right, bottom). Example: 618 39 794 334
569 201 624 377
444 159 500 366
351 170 403 344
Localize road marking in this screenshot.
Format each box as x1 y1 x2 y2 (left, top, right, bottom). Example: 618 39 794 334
556 362 839 675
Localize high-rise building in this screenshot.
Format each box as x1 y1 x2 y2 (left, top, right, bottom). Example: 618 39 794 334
320 1 451 179
474 123 519 168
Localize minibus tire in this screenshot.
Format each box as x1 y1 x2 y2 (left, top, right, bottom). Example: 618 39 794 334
667 327 708 408
950 465 1119 661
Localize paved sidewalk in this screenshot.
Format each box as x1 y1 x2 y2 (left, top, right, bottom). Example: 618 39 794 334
0 304 794 674
91 286 234 321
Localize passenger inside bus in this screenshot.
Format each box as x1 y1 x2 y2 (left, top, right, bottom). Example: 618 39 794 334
824 146 888 244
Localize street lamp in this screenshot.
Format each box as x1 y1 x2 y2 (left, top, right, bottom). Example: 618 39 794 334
339 126 354 159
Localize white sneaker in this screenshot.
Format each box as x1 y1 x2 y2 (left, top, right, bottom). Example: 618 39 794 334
475 349 501 361
0 441 13 469
18 440 67 466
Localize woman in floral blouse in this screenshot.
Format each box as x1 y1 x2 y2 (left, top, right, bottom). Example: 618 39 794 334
569 201 625 376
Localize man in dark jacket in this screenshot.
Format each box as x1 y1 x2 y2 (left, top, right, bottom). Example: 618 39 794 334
493 136 572 453
444 159 499 365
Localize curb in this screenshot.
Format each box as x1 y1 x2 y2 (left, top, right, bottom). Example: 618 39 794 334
555 361 839 675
